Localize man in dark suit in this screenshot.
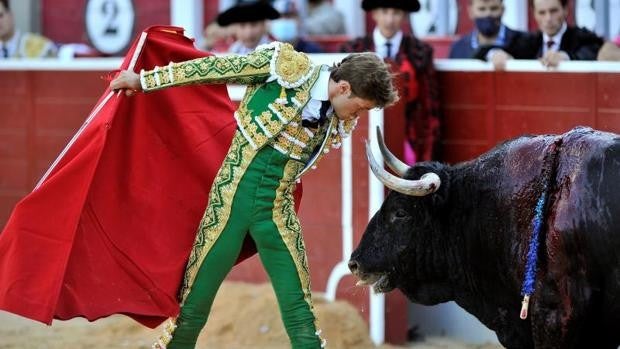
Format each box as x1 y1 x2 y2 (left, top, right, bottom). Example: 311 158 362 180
449 0 521 59
481 0 604 69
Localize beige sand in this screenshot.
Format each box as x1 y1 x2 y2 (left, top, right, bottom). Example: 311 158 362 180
0 282 503 349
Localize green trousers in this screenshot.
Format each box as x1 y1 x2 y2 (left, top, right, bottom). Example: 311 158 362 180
157 133 323 349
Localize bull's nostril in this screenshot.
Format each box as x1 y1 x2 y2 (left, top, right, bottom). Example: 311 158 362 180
348 260 359 273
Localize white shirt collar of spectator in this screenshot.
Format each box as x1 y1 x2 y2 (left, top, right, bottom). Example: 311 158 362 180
2 29 20 58
543 21 567 54
372 27 403 60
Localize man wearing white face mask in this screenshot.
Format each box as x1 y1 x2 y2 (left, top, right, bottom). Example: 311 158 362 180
271 0 323 53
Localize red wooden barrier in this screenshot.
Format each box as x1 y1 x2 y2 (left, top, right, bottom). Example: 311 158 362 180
439 70 620 164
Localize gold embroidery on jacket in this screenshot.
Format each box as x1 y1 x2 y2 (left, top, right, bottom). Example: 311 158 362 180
269 117 332 164
235 65 322 151
235 105 270 149
292 90 310 107
294 116 339 178
272 162 319 329
273 43 314 87
257 111 281 136
142 49 273 91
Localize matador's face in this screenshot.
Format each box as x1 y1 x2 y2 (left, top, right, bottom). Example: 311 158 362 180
329 80 376 121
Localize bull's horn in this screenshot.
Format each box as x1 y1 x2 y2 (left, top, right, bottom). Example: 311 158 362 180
376 126 409 177
366 141 441 196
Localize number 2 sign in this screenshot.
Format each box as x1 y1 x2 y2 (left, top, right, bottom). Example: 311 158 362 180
85 0 135 54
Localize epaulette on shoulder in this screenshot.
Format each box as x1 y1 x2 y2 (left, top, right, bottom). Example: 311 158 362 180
256 41 315 88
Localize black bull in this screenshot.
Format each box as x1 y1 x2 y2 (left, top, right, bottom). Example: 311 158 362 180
349 127 620 349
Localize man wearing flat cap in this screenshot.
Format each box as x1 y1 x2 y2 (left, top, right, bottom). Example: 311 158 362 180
341 0 441 163
217 0 279 55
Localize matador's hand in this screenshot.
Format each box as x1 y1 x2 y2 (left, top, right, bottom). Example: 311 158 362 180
110 70 142 96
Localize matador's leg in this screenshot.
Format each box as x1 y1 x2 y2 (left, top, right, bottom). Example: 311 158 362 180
166 215 249 349
249 160 325 349
153 132 257 349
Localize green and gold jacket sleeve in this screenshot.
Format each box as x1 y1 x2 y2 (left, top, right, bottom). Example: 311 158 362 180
139 48 274 91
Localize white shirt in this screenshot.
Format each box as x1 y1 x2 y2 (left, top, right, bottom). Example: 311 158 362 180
301 67 332 123
373 27 403 60
0 30 20 58
543 22 567 55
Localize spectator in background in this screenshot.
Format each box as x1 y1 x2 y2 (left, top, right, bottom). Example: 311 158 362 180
271 0 323 53
202 21 235 53
217 0 279 55
305 0 346 36
0 0 56 58
597 39 620 61
341 0 441 163
449 0 521 58
482 0 604 69
530 0 603 66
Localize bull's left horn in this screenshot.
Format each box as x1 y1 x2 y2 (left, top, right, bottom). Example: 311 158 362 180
366 141 440 196
376 126 409 177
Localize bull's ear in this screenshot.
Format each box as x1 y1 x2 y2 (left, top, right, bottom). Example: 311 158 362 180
430 177 449 207
407 163 449 207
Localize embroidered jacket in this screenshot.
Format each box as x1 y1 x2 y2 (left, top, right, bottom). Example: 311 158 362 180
139 42 355 177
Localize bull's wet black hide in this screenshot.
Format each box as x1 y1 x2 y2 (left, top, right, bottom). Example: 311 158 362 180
351 127 620 349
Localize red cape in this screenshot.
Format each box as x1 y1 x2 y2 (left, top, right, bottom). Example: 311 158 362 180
0 26 301 328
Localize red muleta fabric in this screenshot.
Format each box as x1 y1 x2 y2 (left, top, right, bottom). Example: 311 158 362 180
0 26 302 328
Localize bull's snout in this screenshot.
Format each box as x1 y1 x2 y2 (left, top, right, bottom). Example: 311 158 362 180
348 260 359 274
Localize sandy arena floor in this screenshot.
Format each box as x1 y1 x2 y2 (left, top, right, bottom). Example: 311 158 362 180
0 282 503 349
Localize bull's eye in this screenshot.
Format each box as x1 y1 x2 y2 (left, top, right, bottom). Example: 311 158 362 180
394 209 408 219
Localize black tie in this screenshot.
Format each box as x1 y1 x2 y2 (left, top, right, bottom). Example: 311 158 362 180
385 42 392 59
1 44 8 58
302 100 331 128
319 100 331 119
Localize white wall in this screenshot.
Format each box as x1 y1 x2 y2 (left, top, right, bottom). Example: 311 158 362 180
409 302 500 344
9 0 38 33
502 0 528 31
170 0 203 48
333 0 365 37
